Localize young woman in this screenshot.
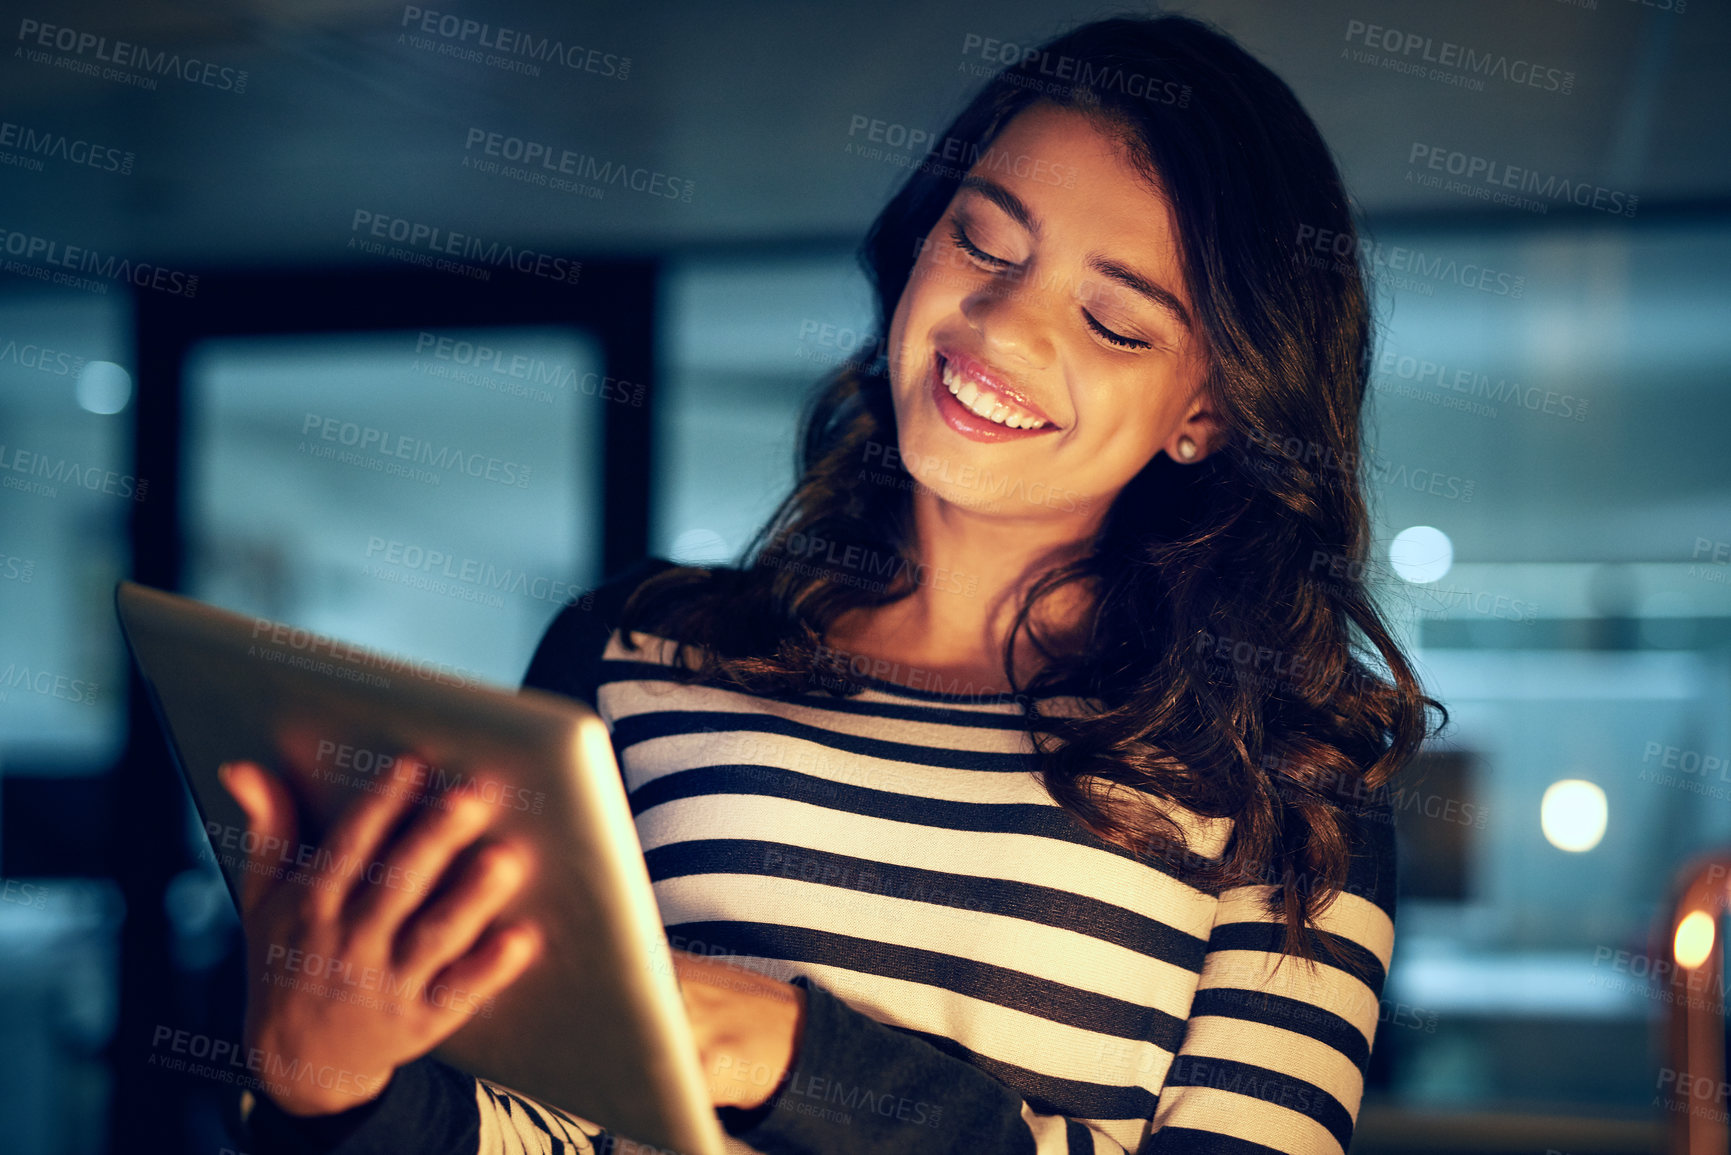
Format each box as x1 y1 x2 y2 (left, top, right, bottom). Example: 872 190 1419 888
223 13 1445 1155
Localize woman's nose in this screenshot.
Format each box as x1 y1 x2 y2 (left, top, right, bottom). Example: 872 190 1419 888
960 274 1057 369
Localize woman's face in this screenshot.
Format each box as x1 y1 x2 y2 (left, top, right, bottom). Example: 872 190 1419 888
886 103 1216 523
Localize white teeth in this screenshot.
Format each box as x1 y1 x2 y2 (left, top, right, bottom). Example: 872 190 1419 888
940 360 1047 429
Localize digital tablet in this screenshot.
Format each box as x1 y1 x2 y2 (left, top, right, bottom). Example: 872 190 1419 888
114 580 728 1155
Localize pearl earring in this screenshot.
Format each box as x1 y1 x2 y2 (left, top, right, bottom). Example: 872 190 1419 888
1175 435 1198 461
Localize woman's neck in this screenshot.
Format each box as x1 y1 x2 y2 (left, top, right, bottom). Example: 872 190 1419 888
825 489 1101 692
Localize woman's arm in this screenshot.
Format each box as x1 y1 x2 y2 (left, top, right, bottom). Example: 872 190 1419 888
715 798 1396 1155
1143 799 1398 1154
242 1058 607 1155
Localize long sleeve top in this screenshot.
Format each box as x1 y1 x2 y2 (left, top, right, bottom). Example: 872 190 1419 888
242 558 1398 1155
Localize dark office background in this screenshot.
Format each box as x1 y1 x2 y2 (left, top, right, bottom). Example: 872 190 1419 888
0 1 1727 1152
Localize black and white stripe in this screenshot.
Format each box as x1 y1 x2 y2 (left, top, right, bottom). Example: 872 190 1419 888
574 630 1396 1155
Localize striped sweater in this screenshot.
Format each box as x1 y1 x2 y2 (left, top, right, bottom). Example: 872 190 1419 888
242 562 1397 1155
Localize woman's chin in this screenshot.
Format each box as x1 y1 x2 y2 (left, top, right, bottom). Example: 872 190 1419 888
920 484 1000 515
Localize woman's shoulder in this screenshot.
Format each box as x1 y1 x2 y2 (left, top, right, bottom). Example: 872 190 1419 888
520 555 726 702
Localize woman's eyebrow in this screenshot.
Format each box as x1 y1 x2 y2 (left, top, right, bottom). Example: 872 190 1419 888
957 174 1192 332
958 175 1039 237
1087 257 1192 332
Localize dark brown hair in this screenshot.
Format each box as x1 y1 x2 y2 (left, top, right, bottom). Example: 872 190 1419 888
619 14 1447 966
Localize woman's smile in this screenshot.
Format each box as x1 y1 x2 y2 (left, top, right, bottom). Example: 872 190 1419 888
927 348 1063 443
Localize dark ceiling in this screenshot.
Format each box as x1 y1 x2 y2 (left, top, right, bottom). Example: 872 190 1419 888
0 0 1725 266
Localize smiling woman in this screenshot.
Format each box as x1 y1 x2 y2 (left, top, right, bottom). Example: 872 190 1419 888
892 106 1206 504
232 12 1447 1155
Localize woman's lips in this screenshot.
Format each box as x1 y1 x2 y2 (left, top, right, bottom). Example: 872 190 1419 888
929 352 1062 444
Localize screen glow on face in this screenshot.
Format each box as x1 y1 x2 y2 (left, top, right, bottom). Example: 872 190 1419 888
886 103 1211 523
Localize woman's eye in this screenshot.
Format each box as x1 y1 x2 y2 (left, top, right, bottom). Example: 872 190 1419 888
948 221 1009 268
1083 311 1152 351
949 220 1152 352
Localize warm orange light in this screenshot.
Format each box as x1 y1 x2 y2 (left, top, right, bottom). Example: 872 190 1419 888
1676 910 1717 970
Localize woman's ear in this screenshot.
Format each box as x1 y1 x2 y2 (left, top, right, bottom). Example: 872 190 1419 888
1166 400 1226 464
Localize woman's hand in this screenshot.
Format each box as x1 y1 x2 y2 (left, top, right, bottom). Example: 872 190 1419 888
671 950 807 1110
220 759 542 1117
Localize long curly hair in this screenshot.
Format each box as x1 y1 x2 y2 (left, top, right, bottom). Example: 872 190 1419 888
618 13 1447 965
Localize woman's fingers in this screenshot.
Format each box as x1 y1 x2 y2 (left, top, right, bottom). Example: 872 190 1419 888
218 760 301 916
304 759 424 919
344 789 495 941
393 839 531 985
429 919 543 1023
